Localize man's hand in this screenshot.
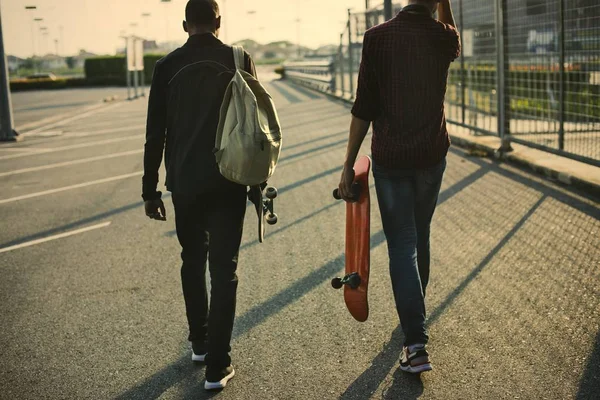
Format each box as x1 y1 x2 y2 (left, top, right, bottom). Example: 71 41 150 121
145 199 167 221
338 165 356 203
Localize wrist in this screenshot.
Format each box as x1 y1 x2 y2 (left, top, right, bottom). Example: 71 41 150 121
142 191 162 201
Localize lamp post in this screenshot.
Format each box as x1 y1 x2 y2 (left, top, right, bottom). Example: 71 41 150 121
25 6 37 59
59 25 63 56
161 0 172 48
384 0 392 20
141 13 151 40
247 10 257 45
1 0 18 142
295 18 301 59
39 26 48 57
222 0 227 42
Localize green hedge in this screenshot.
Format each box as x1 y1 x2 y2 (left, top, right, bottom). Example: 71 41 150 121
84 54 166 86
10 77 125 92
144 54 165 84
85 56 128 85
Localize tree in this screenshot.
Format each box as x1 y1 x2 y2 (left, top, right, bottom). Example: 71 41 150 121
65 57 76 69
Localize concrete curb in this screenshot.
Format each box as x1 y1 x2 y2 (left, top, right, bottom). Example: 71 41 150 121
292 83 600 199
448 126 600 198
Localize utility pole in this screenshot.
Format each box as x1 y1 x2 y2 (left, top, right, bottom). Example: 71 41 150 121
161 0 172 47
59 25 64 56
141 13 151 40
0 0 19 142
365 0 371 30
384 0 393 21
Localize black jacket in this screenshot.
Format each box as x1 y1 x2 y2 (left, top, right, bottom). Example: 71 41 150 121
142 33 257 200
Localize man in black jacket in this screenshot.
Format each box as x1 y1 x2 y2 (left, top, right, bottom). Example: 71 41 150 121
142 0 256 390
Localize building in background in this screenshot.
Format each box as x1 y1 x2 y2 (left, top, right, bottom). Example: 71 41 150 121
7 55 25 73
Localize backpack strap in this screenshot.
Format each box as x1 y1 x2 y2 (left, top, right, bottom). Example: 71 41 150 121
232 46 245 71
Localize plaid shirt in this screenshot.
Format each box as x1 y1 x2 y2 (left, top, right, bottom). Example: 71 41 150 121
351 6 461 169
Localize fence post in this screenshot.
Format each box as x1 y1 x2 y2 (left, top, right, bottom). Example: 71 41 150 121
339 33 345 97
384 0 392 21
558 0 565 151
0 2 18 142
329 60 336 93
495 0 512 152
365 0 371 30
459 0 466 124
347 10 354 100
127 70 132 100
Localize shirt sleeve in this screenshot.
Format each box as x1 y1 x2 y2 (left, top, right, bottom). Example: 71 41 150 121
438 23 461 61
351 33 380 122
142 60 167 201
244 52 258 78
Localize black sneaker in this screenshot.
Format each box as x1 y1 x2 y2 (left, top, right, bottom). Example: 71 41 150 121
191 341 207 363
204 365 235 390
400 344 432 374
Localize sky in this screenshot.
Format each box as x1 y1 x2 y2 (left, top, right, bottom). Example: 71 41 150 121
2 0 372 58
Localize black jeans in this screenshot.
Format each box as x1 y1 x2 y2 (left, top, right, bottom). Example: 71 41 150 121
172 186 246 367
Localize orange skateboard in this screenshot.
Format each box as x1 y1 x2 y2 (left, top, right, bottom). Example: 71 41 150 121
332 155 371 322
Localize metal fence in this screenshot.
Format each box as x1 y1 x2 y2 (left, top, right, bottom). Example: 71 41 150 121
286 0 600 167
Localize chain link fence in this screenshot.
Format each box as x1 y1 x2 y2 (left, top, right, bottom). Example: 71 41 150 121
285 0 600 166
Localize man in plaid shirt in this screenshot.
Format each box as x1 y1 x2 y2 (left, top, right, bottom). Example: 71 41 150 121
338 0 460 373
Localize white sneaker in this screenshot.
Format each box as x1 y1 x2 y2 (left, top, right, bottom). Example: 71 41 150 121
192 351 206 362
400 344 432 374
205 365 235 390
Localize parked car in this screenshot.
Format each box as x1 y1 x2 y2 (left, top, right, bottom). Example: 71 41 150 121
25 73 58 81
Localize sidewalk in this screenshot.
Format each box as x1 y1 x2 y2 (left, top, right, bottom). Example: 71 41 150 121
317 87 600 199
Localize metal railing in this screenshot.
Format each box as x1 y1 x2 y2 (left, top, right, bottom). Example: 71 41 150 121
283 59 336 93
284 0 600 167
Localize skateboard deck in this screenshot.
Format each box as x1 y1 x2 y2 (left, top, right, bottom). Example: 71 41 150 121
332 155 371 322
249 185 278 243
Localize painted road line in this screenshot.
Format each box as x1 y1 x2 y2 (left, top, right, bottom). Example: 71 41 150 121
0 148 50 153
0 150 143 178
0 222 112 254
21 102 122 137
0 171 143 205
67 124 146 138
0 135 143 161
15 102 112 132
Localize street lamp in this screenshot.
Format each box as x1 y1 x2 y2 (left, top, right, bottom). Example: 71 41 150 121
130 22 138 37
59 25 64 56
1 2 19 141
25 6 37 57
247 10 257 44
161 0 172 46
295 18 301 59
40 26 48 56
141 13 151 40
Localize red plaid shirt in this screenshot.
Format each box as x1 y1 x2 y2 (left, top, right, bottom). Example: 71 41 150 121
351 7 461 169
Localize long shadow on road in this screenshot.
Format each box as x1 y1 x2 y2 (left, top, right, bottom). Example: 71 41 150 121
340 193 546 399
577 330 600 399
115 162 488 399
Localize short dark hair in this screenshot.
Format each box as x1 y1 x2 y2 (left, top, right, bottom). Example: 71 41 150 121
185 0 219 26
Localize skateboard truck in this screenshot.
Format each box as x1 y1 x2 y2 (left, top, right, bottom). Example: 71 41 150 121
331 272 362 290
264 187 278 225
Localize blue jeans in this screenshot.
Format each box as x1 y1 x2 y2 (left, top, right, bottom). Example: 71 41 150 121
373 158 446 346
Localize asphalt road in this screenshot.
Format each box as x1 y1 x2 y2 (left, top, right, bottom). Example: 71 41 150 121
1 77 599 400
11 87 131 129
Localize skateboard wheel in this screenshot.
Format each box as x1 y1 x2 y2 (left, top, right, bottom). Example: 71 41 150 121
331 278 343 289
266 187 278 200
266 213 278 225
333 189 341 200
